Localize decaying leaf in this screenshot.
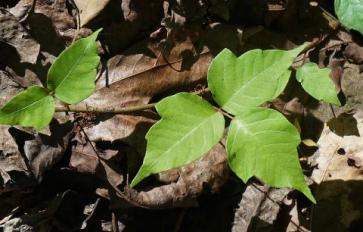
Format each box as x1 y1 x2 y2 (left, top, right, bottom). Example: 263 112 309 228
0 9 40 64
0 126 34 193
78 40 212 109
12 0 76 43
232 183 292 232
70 140 124 188
309 110 363 231
127 142 228 208
344 43 363 64
84 114 156 144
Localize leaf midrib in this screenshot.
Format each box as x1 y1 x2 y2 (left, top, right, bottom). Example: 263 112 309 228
0 95 49 118
147 112 219 170
54 40 93 92
225 54 290 107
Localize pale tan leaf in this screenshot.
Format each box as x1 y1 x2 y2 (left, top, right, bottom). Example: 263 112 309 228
74 0 111 27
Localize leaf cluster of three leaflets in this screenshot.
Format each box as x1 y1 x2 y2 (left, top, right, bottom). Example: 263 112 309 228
0 29 101 129
132 45 323 202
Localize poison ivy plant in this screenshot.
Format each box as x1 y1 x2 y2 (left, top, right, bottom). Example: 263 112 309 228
1 30 341 204
335 0 363 35
130 93 225 187
296 62 341 106
131 44 332 203
0 30 101 129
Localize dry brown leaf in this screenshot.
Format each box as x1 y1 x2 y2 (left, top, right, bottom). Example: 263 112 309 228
70 138 123 188
84 114 156 144
344 43 363 64
127 142 228 208
74 0 111 27
232 183 291 232
309 110 363 231
0 126 33 193
79 40 211 109
11 0 76 44
310 111 363 182
0 9 40 64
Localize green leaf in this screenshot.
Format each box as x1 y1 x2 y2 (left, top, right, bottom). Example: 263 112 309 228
131 93 225 187
0 86 55 129
296 62 341 106
227 107 316 203
208 45 306 115
335 0 363 35
47 29 101 104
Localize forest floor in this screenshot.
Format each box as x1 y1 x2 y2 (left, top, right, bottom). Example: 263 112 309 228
1 0 363 231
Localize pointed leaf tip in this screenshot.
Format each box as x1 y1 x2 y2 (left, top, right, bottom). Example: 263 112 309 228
47 29 102 104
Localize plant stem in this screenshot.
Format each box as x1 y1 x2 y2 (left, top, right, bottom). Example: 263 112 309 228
55 103 156 114
55 88 211 114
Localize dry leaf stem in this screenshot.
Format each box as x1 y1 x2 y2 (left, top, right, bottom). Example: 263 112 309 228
55 103 156 114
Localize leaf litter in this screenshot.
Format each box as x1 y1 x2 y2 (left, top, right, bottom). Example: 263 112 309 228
1 0 363 231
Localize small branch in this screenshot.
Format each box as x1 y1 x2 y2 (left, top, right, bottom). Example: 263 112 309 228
55 103 156 114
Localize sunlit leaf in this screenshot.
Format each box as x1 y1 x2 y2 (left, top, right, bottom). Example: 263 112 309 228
335 0 363 35
131 93 225 187
47 29 101 104
208 45 305 115
227 107 315 203
296 62 340 106
0 86 55 129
